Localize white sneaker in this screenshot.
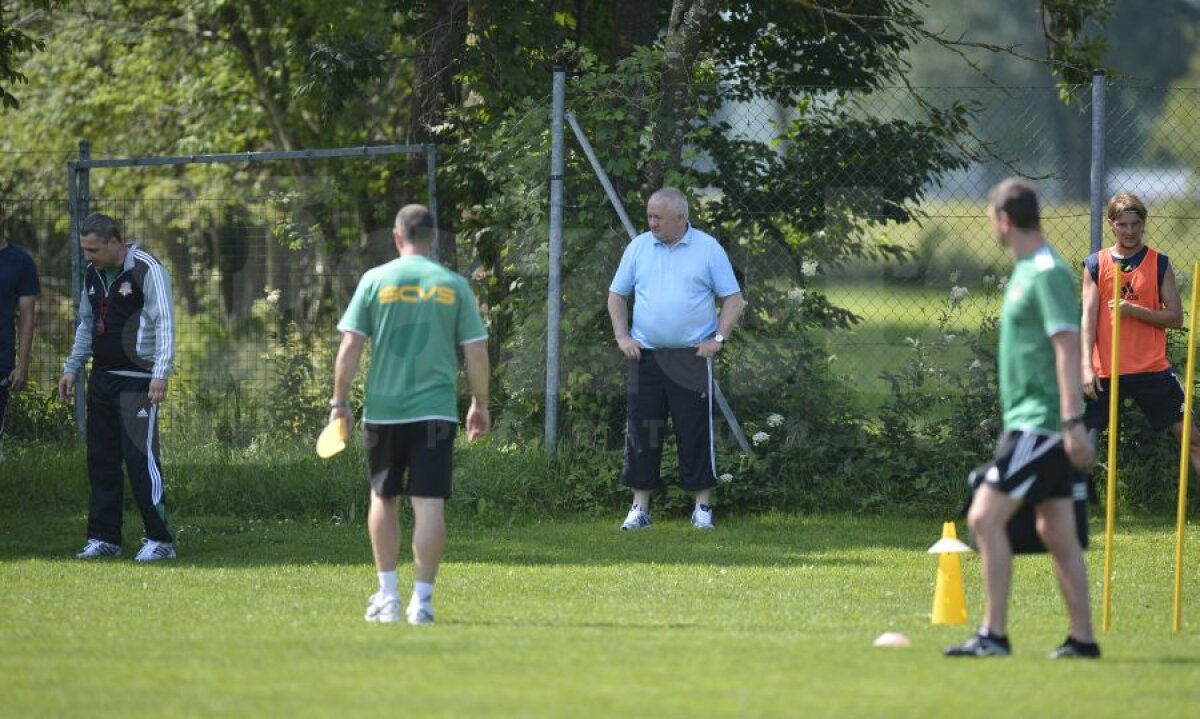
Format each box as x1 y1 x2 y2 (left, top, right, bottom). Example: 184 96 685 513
365 592 402 623
691 504 714 530
134 539 176 562
407 602 435 625
77 539 121 558
620 505 652 531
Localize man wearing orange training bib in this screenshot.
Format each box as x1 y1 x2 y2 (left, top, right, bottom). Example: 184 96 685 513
1080 192 1200 472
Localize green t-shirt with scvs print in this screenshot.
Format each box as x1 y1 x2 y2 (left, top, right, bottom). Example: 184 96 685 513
338 255 487 423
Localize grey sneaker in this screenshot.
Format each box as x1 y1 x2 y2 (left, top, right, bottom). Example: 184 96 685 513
77 539 121 559
691 504 714 530
365 592 402 623
944 630 1011 657
620 505 651 531
134 539 176 562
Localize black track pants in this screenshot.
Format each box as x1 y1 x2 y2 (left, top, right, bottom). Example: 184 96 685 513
85 372 172 545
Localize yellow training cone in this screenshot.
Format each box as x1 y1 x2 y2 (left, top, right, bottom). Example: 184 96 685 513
929 521 971 625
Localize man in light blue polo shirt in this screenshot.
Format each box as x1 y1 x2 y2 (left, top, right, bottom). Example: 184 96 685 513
607 187 745 530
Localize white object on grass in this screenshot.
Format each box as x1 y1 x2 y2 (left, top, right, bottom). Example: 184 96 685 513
873 632 912 648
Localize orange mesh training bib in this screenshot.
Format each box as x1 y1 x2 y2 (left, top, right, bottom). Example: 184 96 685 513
1092 248 1169 378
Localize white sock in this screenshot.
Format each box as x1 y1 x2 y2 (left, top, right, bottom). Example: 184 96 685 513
413 581 434 606
378 571 398 597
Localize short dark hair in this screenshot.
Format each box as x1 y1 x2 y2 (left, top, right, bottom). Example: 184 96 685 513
394 204 435 245
988 178 1040 230
79 213 123 243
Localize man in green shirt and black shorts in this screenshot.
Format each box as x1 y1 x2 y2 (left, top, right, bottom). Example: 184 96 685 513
945 179 1099 659
330 204 490 625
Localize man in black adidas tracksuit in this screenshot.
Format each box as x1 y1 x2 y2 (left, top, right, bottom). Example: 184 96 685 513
58 214 176 562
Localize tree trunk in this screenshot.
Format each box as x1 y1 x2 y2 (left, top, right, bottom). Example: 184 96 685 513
164 228 199 315
403 0 469 271
644 0 720 193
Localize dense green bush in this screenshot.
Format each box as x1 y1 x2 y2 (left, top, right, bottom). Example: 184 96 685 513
2 380 75 442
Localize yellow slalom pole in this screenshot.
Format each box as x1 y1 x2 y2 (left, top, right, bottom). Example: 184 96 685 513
1102 266 1122 632
1173 263 1200 633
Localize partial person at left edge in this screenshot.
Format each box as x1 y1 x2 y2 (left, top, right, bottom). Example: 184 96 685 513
0 203 42 460
58 213 177 562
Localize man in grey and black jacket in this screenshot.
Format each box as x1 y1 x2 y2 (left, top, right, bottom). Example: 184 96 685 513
59 213 176 562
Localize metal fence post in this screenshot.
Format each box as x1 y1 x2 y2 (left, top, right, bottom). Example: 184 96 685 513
70 139 91 437
545 68 566 454
1090 70 1106 254
426 144 440 262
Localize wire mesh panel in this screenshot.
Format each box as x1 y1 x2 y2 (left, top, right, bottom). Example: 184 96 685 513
6 82 1200 457
546 79 1200 506
555 82 1195 410
0 199 76 440
1106 86 1200 272
79 194 386 444
4 147 436 444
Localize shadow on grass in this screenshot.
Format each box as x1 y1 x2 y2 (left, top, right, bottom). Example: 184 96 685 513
3 511 1185 569
1104 656 1200 666
443 618 710 630
0 511 949 568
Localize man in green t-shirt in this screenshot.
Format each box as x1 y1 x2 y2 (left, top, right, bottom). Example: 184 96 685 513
945 179 1099 660
330 204 490 626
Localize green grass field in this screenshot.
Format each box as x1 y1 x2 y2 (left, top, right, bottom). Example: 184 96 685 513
3 511 1200 717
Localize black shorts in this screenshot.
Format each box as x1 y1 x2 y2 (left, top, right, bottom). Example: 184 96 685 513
975 430 1076 504
1083 370 1185 432
363 420 457 498
620 348 717 492
966 429 1092 554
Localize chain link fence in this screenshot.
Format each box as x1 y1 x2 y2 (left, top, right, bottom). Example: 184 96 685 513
4 82 1200 451
559 83 1200 413
3 149 436 444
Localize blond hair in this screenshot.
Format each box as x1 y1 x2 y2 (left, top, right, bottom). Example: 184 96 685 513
1106 192 1147 222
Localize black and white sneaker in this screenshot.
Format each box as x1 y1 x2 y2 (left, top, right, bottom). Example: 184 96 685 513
620 505 651 531
1050 636 1101 659
76 539 122 558
134 539 176 562
944 629 1011 657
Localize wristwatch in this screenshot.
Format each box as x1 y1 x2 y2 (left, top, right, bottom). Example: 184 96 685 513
1061 414 1084 428
329 398 350 409
714 333 726 344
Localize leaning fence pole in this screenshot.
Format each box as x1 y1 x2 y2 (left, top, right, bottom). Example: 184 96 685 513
1173 262 1200 633
564 112 638 240
545 69 566 454
565 111 752 456
1089 70 1106 255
